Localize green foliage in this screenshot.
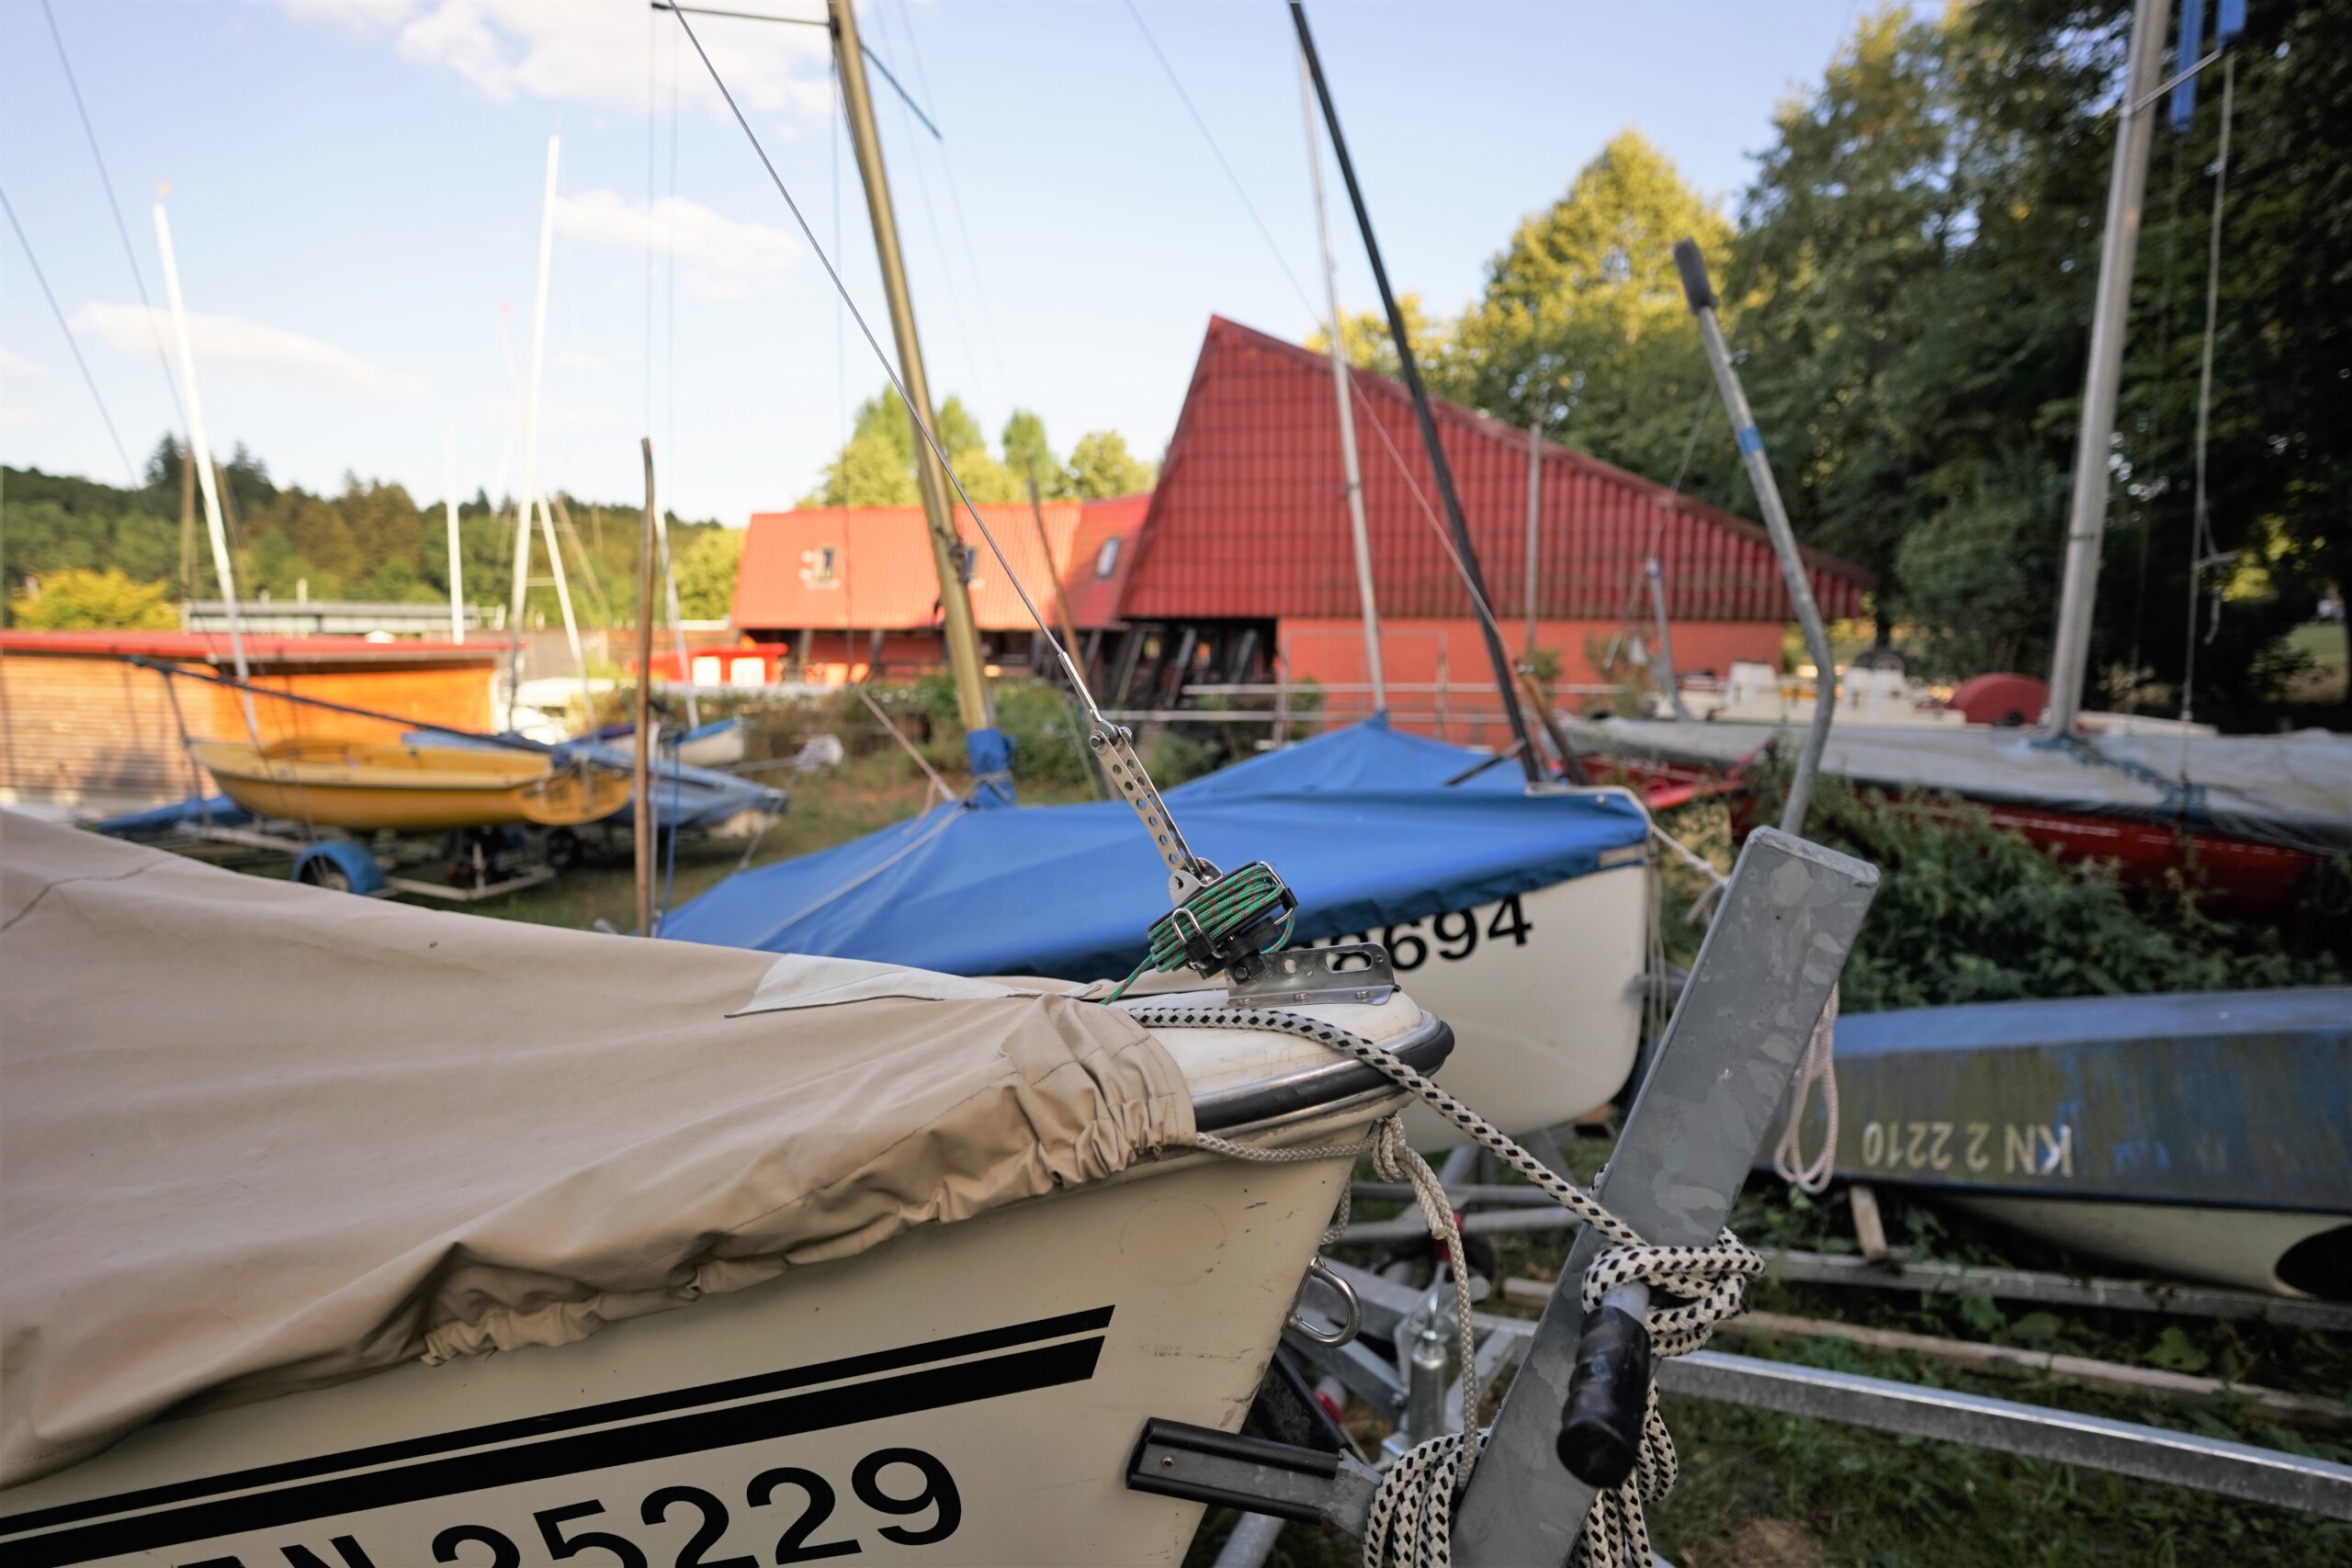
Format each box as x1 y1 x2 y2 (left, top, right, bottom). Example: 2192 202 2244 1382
674 527 744 621
999 409 1069 500
801 390 1116 508
8 567 179 629
1064 429 1156 500
1396 4 2350 727
3 451 725 631
1438 130 1734 468
1304 292 1442 378
1739 764 2344 1012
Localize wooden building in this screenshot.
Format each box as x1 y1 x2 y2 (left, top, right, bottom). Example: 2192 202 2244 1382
0 631 500 814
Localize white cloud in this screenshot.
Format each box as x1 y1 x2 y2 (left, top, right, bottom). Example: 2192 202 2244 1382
554 189 801 296
557 351 612 373
1 348 50 379
0 408 40 429
72 304 429 399
285 1 831 119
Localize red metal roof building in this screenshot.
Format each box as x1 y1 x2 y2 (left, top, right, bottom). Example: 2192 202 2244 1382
731 496 1150 683
1112 317 1872 744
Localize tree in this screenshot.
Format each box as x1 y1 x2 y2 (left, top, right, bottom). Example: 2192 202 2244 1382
800 389 1024 506
1721 0 2347 724
675 526 743 621
1306 293 1443 378
9 567 178 629
1729 8 1980 644
1066 430 1156 500
1438 130 1735 479
1001 409 1069 499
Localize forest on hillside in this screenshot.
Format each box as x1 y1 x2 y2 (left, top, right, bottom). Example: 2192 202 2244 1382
3 437 739 632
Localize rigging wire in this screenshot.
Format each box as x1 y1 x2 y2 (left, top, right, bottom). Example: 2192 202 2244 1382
1 187 139 485
2124 124 2192 717
894 0 1015 419
1601 387 1715 676
872 0 985 433
40 0 185 434
667 29 683 525
665 5 1100 719
1122 0 1319 321
646 1 658 437
2179 51 2236 734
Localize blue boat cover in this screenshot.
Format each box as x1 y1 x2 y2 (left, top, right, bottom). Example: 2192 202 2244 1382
90 795 254 838
663 716 1650 980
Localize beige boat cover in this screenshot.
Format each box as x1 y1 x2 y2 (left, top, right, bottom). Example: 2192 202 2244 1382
0 814 1193 1487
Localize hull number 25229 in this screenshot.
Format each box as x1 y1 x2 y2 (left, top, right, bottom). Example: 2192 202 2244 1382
180 1448 961 1568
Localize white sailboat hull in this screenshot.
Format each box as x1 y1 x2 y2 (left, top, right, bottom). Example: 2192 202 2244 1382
1314 863 1649 1145
0 1142 1362 1567
1948 1195 2352 1299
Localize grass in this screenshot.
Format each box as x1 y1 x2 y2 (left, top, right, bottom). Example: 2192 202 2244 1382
1187 1154 2352 1568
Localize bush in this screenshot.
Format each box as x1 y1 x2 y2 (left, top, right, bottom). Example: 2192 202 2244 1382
8 567 178 629
1733 763 2344 1012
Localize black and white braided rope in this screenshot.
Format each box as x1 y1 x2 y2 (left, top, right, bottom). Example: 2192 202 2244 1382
1136 1003 1763 1568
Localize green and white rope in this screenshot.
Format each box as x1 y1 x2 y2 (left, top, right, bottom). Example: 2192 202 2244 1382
1103 862 1296 1002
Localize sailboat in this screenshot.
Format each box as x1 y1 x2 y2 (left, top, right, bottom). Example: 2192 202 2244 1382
662 4 1666 1142
667 718 1654 1140
0 811 1448 1565
187 736 632 833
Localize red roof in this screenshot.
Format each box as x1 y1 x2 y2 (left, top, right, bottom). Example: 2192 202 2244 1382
1062 494 1149 631
734 497 1148 635
1117 317 1871 624
0 629 498 666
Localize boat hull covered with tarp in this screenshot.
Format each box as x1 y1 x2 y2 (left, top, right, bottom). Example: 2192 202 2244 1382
409 731 788 840
187 738 631 832
1571 716 2352 911
665 717 1657 1135
1778 987 2352 1297
1 813 1447 1564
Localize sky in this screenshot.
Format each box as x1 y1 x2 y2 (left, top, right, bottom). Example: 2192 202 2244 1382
1 0 1869 526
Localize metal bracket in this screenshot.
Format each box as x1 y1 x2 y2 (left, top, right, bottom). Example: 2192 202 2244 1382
1125 1418 1382 1535
1224 942 1395 1008
1090 722 1209 905
1450 827 1880 1565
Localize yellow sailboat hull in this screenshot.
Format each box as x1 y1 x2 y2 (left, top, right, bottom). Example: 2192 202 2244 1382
187 739 631 831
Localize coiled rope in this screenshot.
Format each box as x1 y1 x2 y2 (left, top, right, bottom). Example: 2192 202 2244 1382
1136 1004 1763 1568
1103 862 1297 1002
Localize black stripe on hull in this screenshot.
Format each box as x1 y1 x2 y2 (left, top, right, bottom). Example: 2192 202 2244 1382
2 1306 1114 1541
6 1318 1110 1568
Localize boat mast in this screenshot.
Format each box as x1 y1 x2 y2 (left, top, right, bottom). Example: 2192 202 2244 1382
1295 44 1385 716
828 0 1011 802
650 505 699 728
444 419 465 644
635 438 658 937
1290 3 1539 781
508 136 560 729
2045 0 2174 734
152 199 255 734
1523 416 1541 660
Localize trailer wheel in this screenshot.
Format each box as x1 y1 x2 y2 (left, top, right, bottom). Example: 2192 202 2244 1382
291 840 388 896
298 858 352 893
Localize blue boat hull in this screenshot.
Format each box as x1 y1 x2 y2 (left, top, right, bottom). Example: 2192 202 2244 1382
1781 987 2352 1295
